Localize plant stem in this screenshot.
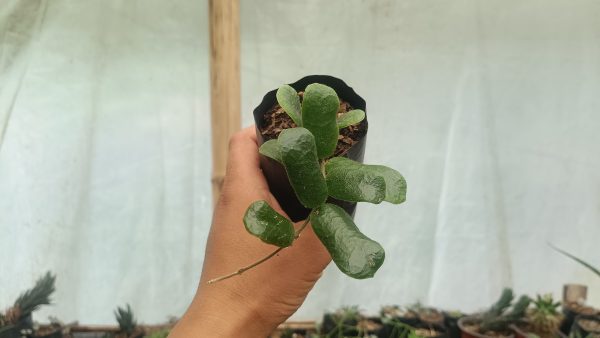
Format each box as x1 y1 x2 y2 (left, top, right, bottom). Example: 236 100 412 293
207 216 312 284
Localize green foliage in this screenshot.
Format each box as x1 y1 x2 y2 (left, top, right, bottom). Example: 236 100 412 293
311 204 385 279
258 139 282 163
145 329 170 338
279 127 328 208
337 109 366 129
14 271 56 318
325 157 386 204
115 304 137 335
320 306 363 338
550 244 600 278
242 82 406 281
244 200 295 247
325 157 407 204
529 294 562 336
368 165 408 204
384 318 418 338
0 270 57 330
276 84 303 126
301 83 340 159
480 288 531 332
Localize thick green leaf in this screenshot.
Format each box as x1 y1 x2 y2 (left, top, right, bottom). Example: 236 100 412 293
276 85 302 126
325 157 385 204
258 139 282 163
311 203 385 279
278 128 328 208
243 200 295 247
301 83 340 159
325 157 406 204
368 165 407 204
337 109 366 129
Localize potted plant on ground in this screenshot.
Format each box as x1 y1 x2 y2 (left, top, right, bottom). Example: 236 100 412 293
443 311 465 338
458 288 531 338
102 305 144 338
511 294 564 338
412 305 445 328
378 305 429 338
551 245 600 335
319 306 362 337
570 316 600 338
208 75 407 284
381 306 420 328
0 272 57 338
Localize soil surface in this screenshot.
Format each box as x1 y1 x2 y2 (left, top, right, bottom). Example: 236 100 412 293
515 323 557 338
415 328 444 337
419 309 445 325
565 303 599 315
358 318 383 333
259 91 367 157
579 318 600 332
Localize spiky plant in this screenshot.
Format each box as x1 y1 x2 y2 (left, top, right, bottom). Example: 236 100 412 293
528 294 563 337
0 271 56 329
551 245 600 278
480 288 531 333
115 304 136 335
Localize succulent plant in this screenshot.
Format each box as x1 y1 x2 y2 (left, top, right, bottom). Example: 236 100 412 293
528 294 563 337
209 82 407 283
113 304 144 338
0 271 56 331
479 288 531 333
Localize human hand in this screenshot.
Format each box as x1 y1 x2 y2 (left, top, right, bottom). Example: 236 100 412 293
169 126 332 337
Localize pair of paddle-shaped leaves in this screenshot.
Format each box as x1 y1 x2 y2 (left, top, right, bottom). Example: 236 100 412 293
244 83 406 279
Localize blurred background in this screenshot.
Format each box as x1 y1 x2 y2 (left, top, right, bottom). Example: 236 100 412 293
1 0 599 326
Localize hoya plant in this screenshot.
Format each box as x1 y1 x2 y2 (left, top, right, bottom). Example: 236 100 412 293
209 83 406 283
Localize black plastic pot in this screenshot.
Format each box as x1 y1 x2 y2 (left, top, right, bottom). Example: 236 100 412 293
320 312 359 337
561 304 598 335
444 311 465 338
0 314 34 338
252 75 368 222
378 315 421 338
570 314 600 337
0 327 23 338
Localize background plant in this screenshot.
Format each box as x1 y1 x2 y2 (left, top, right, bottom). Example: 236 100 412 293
479 288 531 333
0 271 56 334
103 304 144 338
209 83 407 283
527 294 563 338
550 244 600 279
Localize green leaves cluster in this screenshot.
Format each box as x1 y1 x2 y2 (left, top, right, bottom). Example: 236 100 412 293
480 288 531 333
245 82 407 280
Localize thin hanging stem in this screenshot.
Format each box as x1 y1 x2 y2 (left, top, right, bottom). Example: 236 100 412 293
207 215 312 284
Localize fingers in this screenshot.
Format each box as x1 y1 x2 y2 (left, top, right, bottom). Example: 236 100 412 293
224 126 268 191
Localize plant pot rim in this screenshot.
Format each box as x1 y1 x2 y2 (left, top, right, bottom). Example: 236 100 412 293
510 324 567 338
575 314 600 333
458 316 514 338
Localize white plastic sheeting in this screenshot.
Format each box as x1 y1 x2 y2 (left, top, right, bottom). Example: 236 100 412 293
1 0 599 325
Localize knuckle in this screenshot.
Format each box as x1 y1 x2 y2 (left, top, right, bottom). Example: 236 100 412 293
228 131 246 150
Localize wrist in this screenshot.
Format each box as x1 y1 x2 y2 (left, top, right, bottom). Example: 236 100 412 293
170 290 275 337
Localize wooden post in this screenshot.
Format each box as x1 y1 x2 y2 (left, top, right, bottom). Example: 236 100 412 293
209 0 241 205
